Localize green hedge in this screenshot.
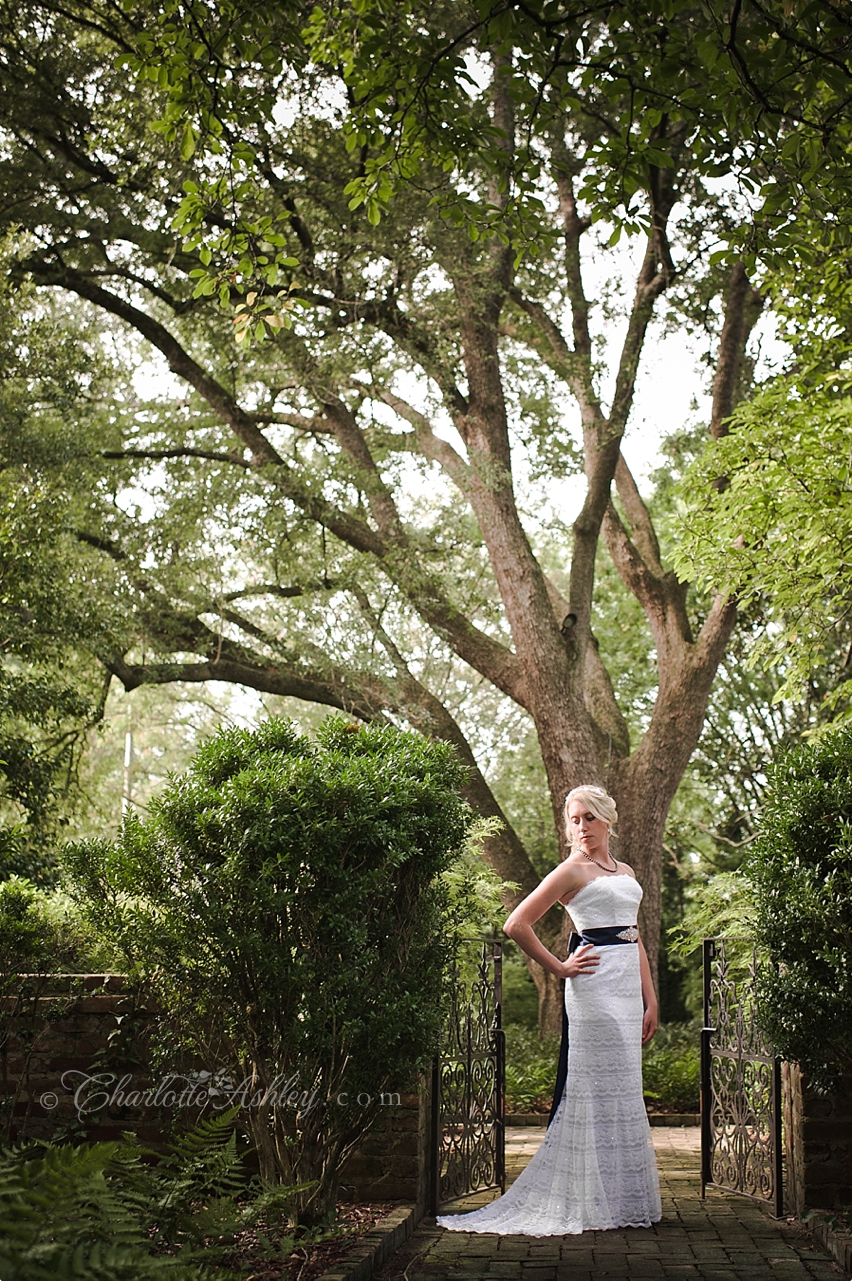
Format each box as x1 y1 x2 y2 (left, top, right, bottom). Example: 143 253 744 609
751 724 852 1091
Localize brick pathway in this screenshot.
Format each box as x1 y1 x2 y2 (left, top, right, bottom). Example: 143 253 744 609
378 1127 843 1281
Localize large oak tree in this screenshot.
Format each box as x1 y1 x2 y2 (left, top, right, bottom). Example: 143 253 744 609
1 0 821 1025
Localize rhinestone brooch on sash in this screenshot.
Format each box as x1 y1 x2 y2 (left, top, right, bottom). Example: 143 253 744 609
615 925 640 942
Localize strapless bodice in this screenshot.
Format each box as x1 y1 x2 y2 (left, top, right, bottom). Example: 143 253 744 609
564 874 642 930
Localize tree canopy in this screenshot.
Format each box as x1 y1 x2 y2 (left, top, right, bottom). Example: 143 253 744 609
674 382 852 713
339 0 852 248
0 279 126 876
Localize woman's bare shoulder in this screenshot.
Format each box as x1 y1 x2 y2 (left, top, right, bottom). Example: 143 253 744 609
555 856 598 904
523 856 587 906
546 857 587 894
617 860 637 878
505 858 584 927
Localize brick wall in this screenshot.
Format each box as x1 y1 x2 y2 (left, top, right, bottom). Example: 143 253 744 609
0 975 163 1145
1 975 432 1207
338 1078 432 1210
784 1062 852 1215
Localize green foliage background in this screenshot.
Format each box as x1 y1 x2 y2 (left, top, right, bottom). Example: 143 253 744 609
673 382 852 715
750 724 852 1091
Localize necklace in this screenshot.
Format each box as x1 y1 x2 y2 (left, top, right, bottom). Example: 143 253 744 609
581 849 619 873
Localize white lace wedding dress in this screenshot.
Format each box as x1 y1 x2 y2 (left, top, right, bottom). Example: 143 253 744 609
437 874 661 1236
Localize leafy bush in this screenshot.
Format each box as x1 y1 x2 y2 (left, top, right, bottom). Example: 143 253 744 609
642 1022 701 1112
65 716 476 1224
667 871 757 961
0 875 89 974
750 725 852 1091
504 1028 559 1112
0 1108 295 1280
441 818 509 949
665 871 759 1018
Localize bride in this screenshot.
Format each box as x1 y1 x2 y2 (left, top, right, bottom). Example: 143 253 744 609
437 784 661 1236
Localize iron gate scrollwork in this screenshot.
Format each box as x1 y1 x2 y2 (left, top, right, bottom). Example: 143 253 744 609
430 940 505 1214
701 937 783 1217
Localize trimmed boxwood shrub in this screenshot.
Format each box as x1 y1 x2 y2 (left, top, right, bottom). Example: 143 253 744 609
750 724 852 1091
65 716 476 1225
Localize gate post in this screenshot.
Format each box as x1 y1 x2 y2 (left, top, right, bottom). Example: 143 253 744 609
429 1055 440 1217
784 1062 852 1216
771 1055 784 1219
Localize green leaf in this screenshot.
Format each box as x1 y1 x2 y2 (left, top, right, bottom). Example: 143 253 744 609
180 122 196 161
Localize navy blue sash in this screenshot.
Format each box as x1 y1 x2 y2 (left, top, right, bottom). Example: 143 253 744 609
547 925 640 1127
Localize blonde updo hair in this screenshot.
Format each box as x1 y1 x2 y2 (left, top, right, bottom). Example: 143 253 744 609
563 784 618 849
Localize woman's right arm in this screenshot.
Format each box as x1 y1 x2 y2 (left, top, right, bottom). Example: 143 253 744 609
503 865 600 980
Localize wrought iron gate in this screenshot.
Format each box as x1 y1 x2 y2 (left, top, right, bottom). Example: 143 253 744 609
430 940 505 1214
701 937 783 1217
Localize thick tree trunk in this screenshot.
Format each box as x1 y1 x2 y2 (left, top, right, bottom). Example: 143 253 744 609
607 773 672 980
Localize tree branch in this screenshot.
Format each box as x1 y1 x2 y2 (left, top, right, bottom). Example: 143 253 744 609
602 499 692 660
310 386 526 704
487 50 515 292
356 382 470 489
221 581 336 602
81 495 524 710
550 128 600 423
102 447 250 468
75 529 127 561
693 591 739 672
614 453 664 575
42 263 524 703
507 288 576 376
351 586 541 902
250 411 334 434
710 262 764 439
107 580 402 722
105 652 388 722
544 575 631 758
608 236 673 434
321 395 405 540
31 263 284 467
567 431 622 633
299 290 469 418
608 129 686 434
626 586 737 803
